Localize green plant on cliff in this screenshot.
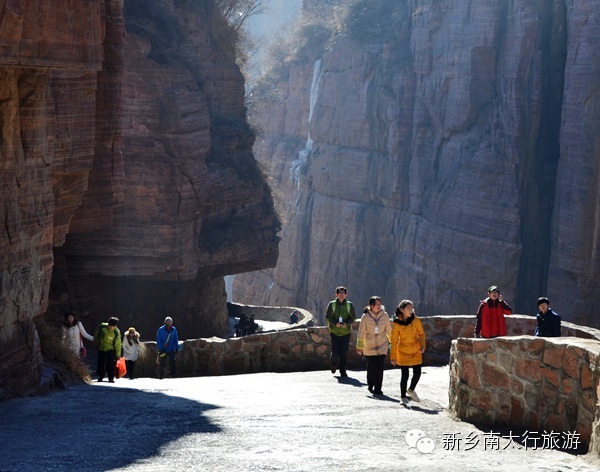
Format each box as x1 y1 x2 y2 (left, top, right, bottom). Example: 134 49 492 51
343 0 408 44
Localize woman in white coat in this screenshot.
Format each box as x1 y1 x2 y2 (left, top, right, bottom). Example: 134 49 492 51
122 327 141 379
62 312 94 357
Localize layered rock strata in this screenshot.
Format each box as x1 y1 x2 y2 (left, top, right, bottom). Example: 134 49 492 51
1 0 279 399
50 0 279 340
0 0 105 401
233 0 600 329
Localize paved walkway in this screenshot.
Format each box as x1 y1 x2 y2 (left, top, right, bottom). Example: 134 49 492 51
0 366 598 471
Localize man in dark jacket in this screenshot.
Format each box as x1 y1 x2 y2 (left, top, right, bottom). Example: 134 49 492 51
534 297 562 337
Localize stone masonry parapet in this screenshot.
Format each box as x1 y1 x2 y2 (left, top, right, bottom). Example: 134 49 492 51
134 313 571 378
226 302 314 329
449 336 600 459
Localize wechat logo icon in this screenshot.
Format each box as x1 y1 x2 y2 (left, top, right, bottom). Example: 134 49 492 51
405 429 436 454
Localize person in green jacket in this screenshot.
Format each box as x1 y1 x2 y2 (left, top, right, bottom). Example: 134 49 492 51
325 286 356 377
94 317 122 383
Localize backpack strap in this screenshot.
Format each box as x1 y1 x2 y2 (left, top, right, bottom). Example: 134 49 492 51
333 300 349 319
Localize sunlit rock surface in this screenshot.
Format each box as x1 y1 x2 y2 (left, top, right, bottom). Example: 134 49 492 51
0 0 279 399
234 0 600 328
51 0 279 339
0 0 105 401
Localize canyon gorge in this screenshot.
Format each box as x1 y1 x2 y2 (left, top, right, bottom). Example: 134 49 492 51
2 0 600 402
233 0 600 330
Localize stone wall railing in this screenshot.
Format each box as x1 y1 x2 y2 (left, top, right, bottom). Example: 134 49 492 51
226 302 314 329
448 336 600 458
134 313 574 377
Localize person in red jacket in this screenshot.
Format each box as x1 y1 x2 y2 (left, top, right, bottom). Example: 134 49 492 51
474 286 513 338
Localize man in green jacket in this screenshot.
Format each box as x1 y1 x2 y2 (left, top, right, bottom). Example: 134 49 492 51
325 286 356 377
94 317 122 383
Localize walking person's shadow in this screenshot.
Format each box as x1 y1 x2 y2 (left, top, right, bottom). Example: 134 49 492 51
336 371 365 388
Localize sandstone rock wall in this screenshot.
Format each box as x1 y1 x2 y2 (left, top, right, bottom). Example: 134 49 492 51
49 0 279 340
0 0 105 401
233 0 600 329
1 0 279 399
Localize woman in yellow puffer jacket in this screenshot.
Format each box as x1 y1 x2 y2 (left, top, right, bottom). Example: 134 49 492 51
390 300 426 404
356 296 392 396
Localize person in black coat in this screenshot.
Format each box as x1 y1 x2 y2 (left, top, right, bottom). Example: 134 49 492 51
534 297 562 337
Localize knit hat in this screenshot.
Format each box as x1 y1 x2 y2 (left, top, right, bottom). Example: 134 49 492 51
164 316 173 323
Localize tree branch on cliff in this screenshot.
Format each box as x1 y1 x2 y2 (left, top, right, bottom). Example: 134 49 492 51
215 0 269 31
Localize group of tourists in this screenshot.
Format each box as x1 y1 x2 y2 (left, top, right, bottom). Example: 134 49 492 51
326 286 425 405
474 285 561 338
62 313 179 382
234 314 258 337
62 284 561 388
326 284 561 405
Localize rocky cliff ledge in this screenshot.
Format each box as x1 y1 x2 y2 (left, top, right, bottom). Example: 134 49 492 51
233 0 600 329
0 0 279 400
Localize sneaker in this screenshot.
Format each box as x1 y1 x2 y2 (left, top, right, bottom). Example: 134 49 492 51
373 390 384 396
340 370 348 378
401 397 409 405
407 389 420 402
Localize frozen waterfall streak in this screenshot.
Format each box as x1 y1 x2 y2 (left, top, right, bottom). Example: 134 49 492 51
290 59 323 192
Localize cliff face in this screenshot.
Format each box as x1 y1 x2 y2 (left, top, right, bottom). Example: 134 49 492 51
50 0 279 339
0 0 279 399
0 0 105 399
233 0 600 328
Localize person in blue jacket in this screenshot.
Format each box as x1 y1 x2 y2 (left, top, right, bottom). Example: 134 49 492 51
156 316 179 379
534 297 562 337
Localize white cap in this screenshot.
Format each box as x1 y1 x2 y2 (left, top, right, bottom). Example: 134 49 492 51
164 316 173 323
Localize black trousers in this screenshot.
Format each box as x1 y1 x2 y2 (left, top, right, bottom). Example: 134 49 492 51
157 351 176 379
399 365 422 397
125 360 136 379
330 334 350 372
97 350 116 381
365 354 386 392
